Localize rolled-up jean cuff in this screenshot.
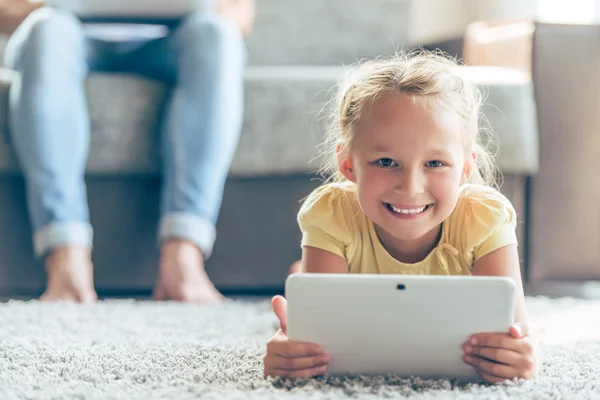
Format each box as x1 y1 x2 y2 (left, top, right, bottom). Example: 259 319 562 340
33 221 94 257
158 213 217 259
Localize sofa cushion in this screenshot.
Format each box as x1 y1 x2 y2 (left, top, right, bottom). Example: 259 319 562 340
0 65 539 178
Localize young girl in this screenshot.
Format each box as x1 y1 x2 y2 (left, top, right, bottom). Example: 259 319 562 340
263 50 541 383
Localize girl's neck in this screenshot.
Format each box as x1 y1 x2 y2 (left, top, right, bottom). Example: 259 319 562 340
374 224 442 264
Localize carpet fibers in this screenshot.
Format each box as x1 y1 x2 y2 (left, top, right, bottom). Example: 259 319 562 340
1 297 599 399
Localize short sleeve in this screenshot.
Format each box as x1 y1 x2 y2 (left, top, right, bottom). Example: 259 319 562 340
297 183 356 259
458 185 519 262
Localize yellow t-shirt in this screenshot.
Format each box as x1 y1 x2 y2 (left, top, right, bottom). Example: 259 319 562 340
297 181 518 275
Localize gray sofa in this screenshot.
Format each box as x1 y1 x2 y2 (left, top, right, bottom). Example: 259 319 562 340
0 0 539 297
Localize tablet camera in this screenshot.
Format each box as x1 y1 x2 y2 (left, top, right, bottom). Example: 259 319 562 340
396 283 405 290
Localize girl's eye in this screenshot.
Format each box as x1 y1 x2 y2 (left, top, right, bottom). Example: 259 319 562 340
377 158 397 168
426 160 444 168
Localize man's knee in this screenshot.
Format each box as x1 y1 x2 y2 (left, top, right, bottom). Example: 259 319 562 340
22 8 83 45
176 11 244 58
6 8 85 69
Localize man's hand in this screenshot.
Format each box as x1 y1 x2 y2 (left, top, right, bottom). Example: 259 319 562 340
463 321 540 383
0 0 44 35
215 0 255 37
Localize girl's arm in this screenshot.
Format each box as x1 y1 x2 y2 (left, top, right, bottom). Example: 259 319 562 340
264 245 345 378
471 244 527 324
466 244 540 383
300 246 349 273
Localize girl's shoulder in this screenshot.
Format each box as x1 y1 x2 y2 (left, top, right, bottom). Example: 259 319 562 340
455 184 517 219
297 181 362 241
298 180 360 221
446 184 518 261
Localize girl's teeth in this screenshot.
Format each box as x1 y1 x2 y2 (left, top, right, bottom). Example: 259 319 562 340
389 205 427 214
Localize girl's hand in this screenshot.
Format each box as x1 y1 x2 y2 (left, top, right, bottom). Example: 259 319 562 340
463 321 540 383
263 295 331 378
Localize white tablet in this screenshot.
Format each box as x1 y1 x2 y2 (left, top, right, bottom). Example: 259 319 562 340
285 274 516 382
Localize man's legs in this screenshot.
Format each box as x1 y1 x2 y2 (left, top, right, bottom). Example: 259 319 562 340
4 8 96 302
116 9 246 302
157 9 245 303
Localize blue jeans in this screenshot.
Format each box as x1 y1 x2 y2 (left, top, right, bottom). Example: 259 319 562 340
3 7 246 259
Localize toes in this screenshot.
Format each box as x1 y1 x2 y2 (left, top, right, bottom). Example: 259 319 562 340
157 282 225 304
41 288 97 304
40 290 77 302
77 290 98 304
153 282 168 301
39 292 52 302
178 284 211 303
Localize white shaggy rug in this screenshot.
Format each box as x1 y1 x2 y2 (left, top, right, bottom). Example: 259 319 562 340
1 297 600 399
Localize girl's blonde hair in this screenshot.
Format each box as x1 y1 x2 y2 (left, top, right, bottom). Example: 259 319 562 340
317 49 499 187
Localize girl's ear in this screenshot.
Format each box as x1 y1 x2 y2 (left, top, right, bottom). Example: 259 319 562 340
337 144 357 183
461 151 476 185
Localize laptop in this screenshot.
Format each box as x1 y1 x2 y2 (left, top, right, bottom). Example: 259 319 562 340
42 0 212 21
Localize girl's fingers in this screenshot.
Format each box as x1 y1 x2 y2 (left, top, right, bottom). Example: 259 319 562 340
267 353 331 371
271 296 288 333
463 354 519 379
269 365 328 378
467 333 535 356
475 367 510 384
267 337 324 358
509 321 530 339
464 344 524 366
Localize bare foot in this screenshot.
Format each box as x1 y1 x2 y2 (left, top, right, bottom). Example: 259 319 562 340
289 260 302 275
154 239 225 304
41 247 97 304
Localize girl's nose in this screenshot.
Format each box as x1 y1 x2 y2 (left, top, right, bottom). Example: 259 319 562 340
394 170 425 196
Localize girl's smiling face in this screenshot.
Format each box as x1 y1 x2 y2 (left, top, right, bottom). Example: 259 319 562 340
339 93 471 256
